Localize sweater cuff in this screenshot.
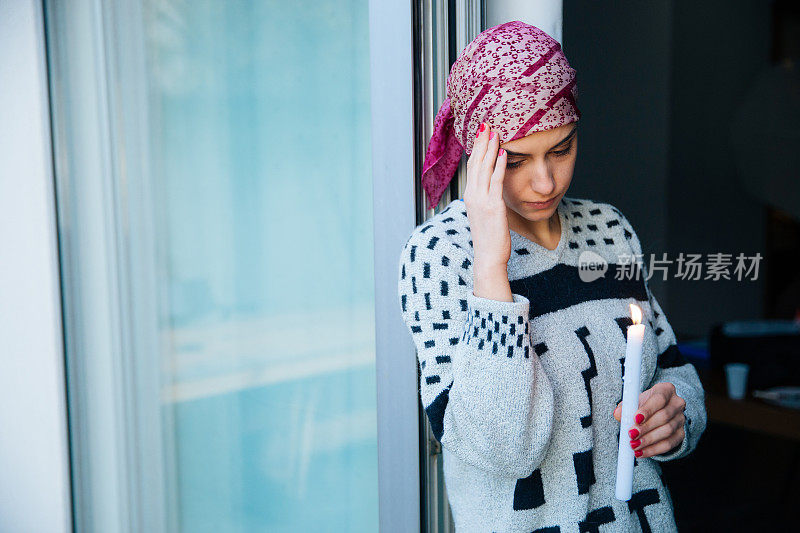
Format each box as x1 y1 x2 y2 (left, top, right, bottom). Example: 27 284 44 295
464 292 531 359
468 291 530 316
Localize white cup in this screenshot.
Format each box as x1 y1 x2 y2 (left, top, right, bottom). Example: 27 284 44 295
724 363 750 400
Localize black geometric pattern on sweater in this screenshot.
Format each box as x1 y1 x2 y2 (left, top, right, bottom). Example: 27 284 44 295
575 326 598 429
532 527 560 533
657 344 687 369
572 449 596 495
614 316 634 338
425 381 452 442
578 505 615 533
512 468 545 511
628 488 660 533
509 263 647 320
465 306 529 358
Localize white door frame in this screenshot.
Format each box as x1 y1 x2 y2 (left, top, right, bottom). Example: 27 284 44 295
369 0 422 531
0 0 72 531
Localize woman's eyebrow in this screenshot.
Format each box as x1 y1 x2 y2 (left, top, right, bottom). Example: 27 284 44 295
504 125 578 156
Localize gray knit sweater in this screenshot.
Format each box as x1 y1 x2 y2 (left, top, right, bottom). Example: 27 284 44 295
396 196 707 532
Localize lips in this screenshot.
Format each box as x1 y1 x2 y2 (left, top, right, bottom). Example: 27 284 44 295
527 197 556 205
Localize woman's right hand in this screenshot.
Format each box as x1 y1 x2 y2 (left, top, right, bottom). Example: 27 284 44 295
464 123 511 271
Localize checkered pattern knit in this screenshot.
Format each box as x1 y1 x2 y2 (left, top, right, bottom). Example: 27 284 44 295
397 196 707 532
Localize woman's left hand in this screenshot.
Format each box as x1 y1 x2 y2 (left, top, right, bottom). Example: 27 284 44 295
612 382 686 458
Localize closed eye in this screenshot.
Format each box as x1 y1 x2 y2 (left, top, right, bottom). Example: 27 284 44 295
505 143 573 169
551 146 572 157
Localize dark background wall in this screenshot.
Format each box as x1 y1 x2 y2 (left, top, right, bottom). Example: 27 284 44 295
563 3 799 530
563 0 774 340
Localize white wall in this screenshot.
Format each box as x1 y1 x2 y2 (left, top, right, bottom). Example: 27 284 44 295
486 0 563 44
0 0 72 531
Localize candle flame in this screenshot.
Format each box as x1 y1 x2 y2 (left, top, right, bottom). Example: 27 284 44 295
630 303 642 325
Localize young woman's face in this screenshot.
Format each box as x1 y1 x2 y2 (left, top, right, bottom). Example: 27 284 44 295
499 121 578 222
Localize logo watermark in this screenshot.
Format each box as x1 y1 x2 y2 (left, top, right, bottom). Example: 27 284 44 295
577 251 763 282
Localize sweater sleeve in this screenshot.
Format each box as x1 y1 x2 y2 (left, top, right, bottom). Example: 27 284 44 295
619 212 708 462
397 228 555 478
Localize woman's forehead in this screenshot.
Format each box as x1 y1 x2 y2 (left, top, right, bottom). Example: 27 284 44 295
501 122 578 152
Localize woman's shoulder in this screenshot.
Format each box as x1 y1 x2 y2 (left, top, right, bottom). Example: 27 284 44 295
562 195 636 237
400 199 472 258
560 195 641 260
562 195 622 220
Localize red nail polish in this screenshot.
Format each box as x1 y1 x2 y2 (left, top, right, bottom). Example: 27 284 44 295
630 439 641 449
475 129 481 139
634 450 643 457
489 131 495 140
635 414 645 424
629 428 639 439
479 123 486 132
499 148 505 156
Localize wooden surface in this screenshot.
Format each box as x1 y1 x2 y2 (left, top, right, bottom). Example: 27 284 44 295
698 364 800 441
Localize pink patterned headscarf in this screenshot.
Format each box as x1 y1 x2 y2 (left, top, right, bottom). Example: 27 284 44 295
421 21 581 208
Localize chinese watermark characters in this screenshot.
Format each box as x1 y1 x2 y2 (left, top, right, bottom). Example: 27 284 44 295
577 251 763 283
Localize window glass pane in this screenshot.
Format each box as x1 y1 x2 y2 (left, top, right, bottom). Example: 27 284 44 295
143 1 378 530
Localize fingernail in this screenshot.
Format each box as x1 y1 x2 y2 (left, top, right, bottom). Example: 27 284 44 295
489 131 495 140
629 428 639 439
635 414 645 424
630 439 641 449
634 450 643 457
479 122 486 132
499 148 505 156
475 129 481 139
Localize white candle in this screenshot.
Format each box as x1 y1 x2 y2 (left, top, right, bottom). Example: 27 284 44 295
615 303 645 501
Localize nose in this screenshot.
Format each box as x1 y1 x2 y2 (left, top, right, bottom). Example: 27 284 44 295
526 160 557 197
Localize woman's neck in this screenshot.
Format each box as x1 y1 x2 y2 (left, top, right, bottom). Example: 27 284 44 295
508 208 561 250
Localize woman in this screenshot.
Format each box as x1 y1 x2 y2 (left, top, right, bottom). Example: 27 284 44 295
397 21 706 532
